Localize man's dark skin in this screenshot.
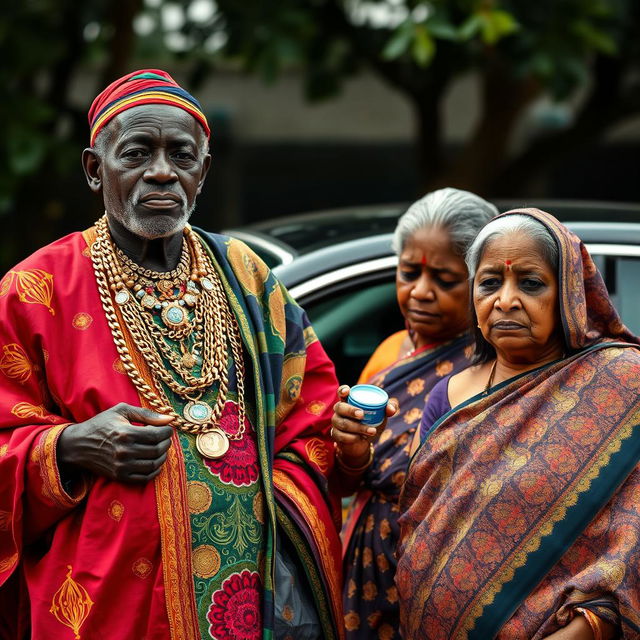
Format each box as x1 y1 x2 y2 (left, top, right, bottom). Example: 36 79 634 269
56 104 211 484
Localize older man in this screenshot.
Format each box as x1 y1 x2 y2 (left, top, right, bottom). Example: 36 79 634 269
0 70 342 640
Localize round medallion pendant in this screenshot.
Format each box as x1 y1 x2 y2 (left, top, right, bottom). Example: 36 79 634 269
114 289 130 305
196 429 230 459
161 302 188 328
184 400 213 424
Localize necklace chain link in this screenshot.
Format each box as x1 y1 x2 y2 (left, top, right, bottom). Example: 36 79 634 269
91 215 246 438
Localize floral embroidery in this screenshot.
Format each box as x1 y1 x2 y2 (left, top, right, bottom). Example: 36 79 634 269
72 313 93 330
206 495 261 555
205 404 259 487
0 344 34 383
363 581 378 601
306 400 326 416
132 558 153 579
11 402 47 419
50 565 93 638
403 408 422 424
0 553 17 573
208 570 261 640
7 269 55 315
108 500 124 522
0 510 11 531
305 437 330 472
435 360 454 377
406 378 425 396
112 358 126 375
344 611 360 632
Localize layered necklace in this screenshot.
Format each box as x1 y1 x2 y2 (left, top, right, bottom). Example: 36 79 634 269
91 214 246 459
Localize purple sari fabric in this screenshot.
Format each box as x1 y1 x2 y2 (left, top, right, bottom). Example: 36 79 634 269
342 336 472 639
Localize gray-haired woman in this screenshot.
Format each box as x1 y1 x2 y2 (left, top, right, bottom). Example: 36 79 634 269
330 188 497 639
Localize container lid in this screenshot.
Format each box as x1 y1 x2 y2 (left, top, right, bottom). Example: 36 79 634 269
349 384 389 408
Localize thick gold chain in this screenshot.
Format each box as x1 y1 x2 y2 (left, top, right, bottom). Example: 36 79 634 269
91 215 247 437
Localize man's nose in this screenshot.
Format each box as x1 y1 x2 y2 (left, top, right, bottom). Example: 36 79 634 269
144 153 177 183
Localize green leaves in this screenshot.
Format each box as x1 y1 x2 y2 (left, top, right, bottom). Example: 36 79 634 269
459 8 519 44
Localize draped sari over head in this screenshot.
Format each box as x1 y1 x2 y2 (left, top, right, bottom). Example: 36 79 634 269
342 335 472 639
0 227 343 640
397 209 640 639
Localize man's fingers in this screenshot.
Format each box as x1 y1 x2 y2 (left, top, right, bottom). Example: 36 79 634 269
115 403 173 426
385 401 398 417
118 440 172 460
123 424 174 444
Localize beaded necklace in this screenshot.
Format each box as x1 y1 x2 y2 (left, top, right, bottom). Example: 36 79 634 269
91 214 246 458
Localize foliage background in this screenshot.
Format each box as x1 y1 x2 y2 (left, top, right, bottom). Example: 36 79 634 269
2 0 639 271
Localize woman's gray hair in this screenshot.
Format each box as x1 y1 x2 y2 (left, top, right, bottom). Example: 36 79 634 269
465 214 559 280
391 187 498 257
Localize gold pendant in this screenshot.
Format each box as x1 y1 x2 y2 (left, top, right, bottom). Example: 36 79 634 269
196 429 230 459
181 352 197 369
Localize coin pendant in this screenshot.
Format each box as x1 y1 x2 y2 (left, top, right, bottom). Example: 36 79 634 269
196 430 230 459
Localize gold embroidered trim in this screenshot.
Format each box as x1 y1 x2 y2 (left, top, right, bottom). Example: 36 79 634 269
39 424 87 508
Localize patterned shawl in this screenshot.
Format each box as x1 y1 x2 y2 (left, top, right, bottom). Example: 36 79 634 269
397 209 640 639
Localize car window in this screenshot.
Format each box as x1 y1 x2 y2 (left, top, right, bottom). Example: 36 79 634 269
301 253 640 385
609 257 640 335
303 279 404 384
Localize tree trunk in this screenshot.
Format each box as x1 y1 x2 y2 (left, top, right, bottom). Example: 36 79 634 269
433 58 540 196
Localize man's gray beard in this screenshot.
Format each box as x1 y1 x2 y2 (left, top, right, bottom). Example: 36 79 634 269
114 202 196 239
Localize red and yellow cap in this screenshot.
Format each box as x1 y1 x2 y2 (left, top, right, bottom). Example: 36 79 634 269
88 69 210 146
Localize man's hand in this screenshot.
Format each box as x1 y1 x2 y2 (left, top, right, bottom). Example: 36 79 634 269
57 403 174 483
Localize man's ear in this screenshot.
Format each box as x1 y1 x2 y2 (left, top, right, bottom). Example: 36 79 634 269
196 153 212 196
82 147 102 194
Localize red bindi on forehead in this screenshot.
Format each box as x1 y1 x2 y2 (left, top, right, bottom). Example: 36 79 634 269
421 255 428 267
505 260 512 270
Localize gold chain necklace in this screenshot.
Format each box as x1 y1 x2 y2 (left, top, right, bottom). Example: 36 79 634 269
91 215 247 458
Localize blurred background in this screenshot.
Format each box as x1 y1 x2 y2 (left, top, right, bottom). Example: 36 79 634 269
2 0 639 271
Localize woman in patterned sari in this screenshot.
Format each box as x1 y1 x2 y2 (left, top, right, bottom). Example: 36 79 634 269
397 208 640 639
330 188 497 639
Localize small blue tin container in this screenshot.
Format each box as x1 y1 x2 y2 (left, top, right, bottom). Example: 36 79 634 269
347 384 389 427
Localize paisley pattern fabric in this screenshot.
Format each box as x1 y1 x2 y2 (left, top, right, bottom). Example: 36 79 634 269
397 209 640 640
342 336 473 639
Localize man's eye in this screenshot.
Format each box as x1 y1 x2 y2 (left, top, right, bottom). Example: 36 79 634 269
122 149 146 159
174 152 196 161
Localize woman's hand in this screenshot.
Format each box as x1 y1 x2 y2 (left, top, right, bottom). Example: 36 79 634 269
331 385 397 468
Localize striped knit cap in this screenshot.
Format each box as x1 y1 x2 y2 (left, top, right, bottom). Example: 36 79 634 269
88 69 210 146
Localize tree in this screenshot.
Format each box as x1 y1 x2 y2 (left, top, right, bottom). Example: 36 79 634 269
1 0 639 268
201 0 640 194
